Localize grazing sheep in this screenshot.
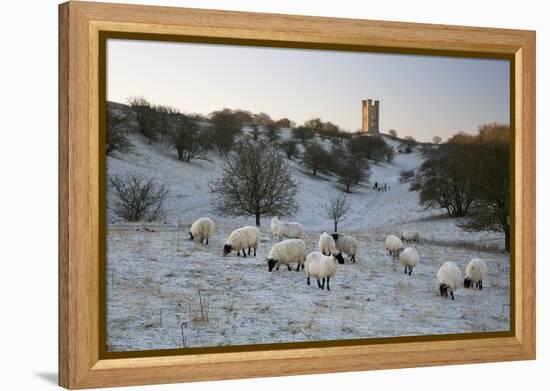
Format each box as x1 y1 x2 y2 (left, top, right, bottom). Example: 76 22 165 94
437 261 462 300
396 247 419 275
304 251 343 291
271 216 304 241
267 239 307 272
189 217 215 244
401 230 420 244
331 233 358 263
464 258 488 289
384 235 403 258
318 232 345 263
222 226 260 257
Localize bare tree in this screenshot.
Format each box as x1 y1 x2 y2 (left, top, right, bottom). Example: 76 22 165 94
280 139 299 160
263 123 280 143
323 195 351 232
250 124 260 141
106 107 131 155
432 135 442 144
388 129 398 138
334 155 369 193
303 141 328 176
169 113 206 162
128 96 157 144
108 174 168 222
210 140 298 226
209 109 245 156
292 126 314 144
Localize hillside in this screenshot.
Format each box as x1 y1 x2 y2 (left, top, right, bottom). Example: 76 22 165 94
105 122 509 352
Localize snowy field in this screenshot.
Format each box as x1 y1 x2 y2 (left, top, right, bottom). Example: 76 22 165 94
105 131 510 352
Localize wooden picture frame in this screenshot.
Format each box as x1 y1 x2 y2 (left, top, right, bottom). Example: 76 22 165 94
59 1 536 389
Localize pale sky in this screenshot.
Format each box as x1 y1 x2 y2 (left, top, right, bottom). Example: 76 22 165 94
107 39 510 142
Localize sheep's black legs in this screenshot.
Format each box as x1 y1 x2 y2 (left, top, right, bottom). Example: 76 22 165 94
237 250 240 256
450 292 455 300
254 247 256 256
206 238 208 245
248 247 251 255
295 264 301 271
326 277 330 291
242 249 247 258
307 276 311 285
317 279 322 288
287 264 291 271
404 267 407 274
408 268 412 276
320 278 325 290
479 281 483 290
301 264 304 270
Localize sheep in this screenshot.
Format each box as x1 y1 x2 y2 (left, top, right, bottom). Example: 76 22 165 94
270 216 304 241
384 235 403 258
304 251 343 290
331 233 358 263
222 226 260 257
266 239 307 272
401 230 420 244
464 258 488 290
318 232 345 263
395 247 419 275
437 261 462 300
188 217 214 245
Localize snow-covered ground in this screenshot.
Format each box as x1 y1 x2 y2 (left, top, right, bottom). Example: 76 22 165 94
106 131 510 352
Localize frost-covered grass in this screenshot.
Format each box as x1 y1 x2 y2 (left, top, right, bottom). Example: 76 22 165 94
106 132 510 352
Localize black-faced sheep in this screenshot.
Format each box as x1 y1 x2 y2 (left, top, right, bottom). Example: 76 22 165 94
267 239 307 272
304 251 343 291
271 216 304 241
222 226 260 257
396 247 419 275
464 258 488 289
318 232 345 263
331 233 358 263
437 261 462 300
189 217 215 244
384 235 403 258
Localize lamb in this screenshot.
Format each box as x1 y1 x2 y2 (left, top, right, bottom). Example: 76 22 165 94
318 232 345 263
401 230 420 244
384 235 403 258
188 217 214 245
266 239 307 272
396 247 419 275
222 226 260 257
437 261 462 300
271 216 304 241
464 258 488 289
331 233 358 263
304 251 343 291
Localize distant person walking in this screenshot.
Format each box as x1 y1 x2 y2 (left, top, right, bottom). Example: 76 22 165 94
374 182 378 190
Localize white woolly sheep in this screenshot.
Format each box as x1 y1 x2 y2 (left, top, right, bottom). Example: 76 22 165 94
384 235 403 258
304 251 343 291
331 233 358 263
396 247 419 275
464 258 488 290
437 261 462 300
267 239 307 272
189 217 214 245
401 230 420 244
222 226 260 257
270 217 304 241
318 232 345 263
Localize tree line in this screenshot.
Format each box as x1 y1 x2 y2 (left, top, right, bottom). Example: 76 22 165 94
407 123 511 251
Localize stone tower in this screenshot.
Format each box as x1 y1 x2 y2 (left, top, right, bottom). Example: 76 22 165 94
362 99 380 134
